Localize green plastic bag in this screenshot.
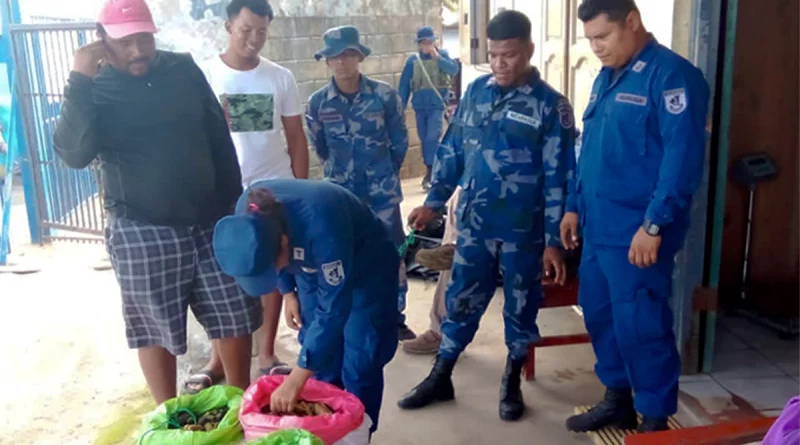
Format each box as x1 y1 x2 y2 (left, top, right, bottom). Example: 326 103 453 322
138 385 244 445
245 429 325 445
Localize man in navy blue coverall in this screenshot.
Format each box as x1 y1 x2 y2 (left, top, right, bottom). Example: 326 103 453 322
561 0 709 434
213 180 399 433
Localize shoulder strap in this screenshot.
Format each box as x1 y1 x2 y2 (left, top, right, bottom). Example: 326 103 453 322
413 54 448 108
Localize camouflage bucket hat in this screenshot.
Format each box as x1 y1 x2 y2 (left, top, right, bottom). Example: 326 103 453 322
314 25 372 61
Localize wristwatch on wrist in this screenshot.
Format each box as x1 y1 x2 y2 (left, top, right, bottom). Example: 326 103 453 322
642 219 661 236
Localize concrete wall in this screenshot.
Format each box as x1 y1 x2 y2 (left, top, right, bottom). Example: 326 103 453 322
152 0 441 180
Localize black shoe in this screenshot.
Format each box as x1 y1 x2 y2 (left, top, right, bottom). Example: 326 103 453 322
566 388 638 432
638 417 669 433
499 356 526 421
398 323 417 341
397 356 456 410
422 167 432 191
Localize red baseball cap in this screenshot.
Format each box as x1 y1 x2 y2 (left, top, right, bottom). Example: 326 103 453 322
98 0 158 39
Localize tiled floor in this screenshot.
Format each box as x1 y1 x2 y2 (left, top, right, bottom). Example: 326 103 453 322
678 314 799 427
710 314 799 413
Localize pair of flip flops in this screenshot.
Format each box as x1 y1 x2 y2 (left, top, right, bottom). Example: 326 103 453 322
182 362 292 394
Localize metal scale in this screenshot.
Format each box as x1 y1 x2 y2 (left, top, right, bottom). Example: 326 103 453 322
730 153 798 337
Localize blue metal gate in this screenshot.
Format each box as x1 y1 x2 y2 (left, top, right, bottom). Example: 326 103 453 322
9 22 104 242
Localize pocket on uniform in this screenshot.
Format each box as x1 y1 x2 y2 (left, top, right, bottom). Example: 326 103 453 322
633 287 672 344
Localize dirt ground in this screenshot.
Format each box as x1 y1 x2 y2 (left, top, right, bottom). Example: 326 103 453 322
0 182 610 445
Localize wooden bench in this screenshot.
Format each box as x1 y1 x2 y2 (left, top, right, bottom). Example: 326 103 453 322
523 278 591 381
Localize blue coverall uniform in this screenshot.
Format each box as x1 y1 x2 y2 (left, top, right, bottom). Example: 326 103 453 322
305 76 410 324
241 179 399 432
567 38 710 418
427 69 576 361
398 49 460 168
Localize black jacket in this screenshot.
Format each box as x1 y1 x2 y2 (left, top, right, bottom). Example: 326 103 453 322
53 51 242 227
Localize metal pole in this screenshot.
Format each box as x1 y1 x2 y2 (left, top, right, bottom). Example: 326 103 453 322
704 0 739 374
469 0 479 64
740 188 754 299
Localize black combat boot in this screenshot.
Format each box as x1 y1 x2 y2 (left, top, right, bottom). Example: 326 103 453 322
397 356 456 410
499 356 526 421
638 417 669 433
422 166 432 191
566 388 638 432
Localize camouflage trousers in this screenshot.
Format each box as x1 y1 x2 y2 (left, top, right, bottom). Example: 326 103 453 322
439 229 544 361
373 204 409 324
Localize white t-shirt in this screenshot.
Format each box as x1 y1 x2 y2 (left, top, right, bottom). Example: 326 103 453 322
203 56 302 185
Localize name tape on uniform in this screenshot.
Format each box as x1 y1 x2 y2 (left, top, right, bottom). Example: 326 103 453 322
319 112 343 123
616 93 648 106
664 88 688 115
506 111 541 129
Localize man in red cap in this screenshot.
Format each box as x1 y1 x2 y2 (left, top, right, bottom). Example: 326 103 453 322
53 0 262 404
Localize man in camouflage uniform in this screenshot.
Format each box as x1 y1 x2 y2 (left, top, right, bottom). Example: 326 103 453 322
397 10 576 421
399 26 460 190
306 26 415 340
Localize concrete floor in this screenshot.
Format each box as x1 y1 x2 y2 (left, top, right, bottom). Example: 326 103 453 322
0 180 603 444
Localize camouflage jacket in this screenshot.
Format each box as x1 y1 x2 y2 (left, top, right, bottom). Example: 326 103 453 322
306 75 408 211
425 69 576 245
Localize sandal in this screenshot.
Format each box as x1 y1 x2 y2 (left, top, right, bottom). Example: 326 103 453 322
260 361 292 376
182 370 224 395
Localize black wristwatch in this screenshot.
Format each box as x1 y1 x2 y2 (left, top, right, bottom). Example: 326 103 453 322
642 219 661 236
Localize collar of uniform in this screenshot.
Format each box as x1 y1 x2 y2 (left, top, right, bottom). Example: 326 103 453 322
486 67 542 94
326 74 374 101
603 34 658 78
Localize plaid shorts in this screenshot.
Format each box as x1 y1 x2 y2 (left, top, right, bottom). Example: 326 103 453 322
105 218 263 356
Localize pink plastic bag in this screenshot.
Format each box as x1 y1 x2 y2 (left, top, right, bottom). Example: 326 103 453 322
240 376 365 445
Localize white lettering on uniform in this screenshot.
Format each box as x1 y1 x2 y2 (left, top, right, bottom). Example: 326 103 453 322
616 93 648 106
664 88 687 115
506 110 541 129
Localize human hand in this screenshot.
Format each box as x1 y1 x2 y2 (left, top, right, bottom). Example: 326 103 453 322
284 292 302 331
73 40 108 78
407 205 436 231
270 376 304 414
560 212 580 250
628 227 661 268
542 247 567 286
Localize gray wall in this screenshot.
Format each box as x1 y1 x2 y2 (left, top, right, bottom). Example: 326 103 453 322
153 0 443 180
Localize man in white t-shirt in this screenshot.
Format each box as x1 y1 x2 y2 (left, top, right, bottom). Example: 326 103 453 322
185 0 309 393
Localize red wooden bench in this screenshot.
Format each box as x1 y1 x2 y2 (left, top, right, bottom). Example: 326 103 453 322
523 278 591 381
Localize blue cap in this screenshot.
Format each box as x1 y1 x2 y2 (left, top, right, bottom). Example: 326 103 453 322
416 26 436 43
213 213 279 298
314 26 371 61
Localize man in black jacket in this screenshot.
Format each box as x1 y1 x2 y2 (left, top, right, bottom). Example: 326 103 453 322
53 0 262 404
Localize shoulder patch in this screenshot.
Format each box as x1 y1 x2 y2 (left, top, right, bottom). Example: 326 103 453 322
616 93 648 106
664 88 687 115
322 260 345 286
557 100 574 130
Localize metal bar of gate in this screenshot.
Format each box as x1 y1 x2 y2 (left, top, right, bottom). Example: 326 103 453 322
9 22 104 242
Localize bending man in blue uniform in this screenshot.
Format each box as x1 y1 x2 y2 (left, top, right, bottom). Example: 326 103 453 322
399 26 460 190
397 10 576 421
561 0 710 434
306 26 416 342
213 179 399 433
